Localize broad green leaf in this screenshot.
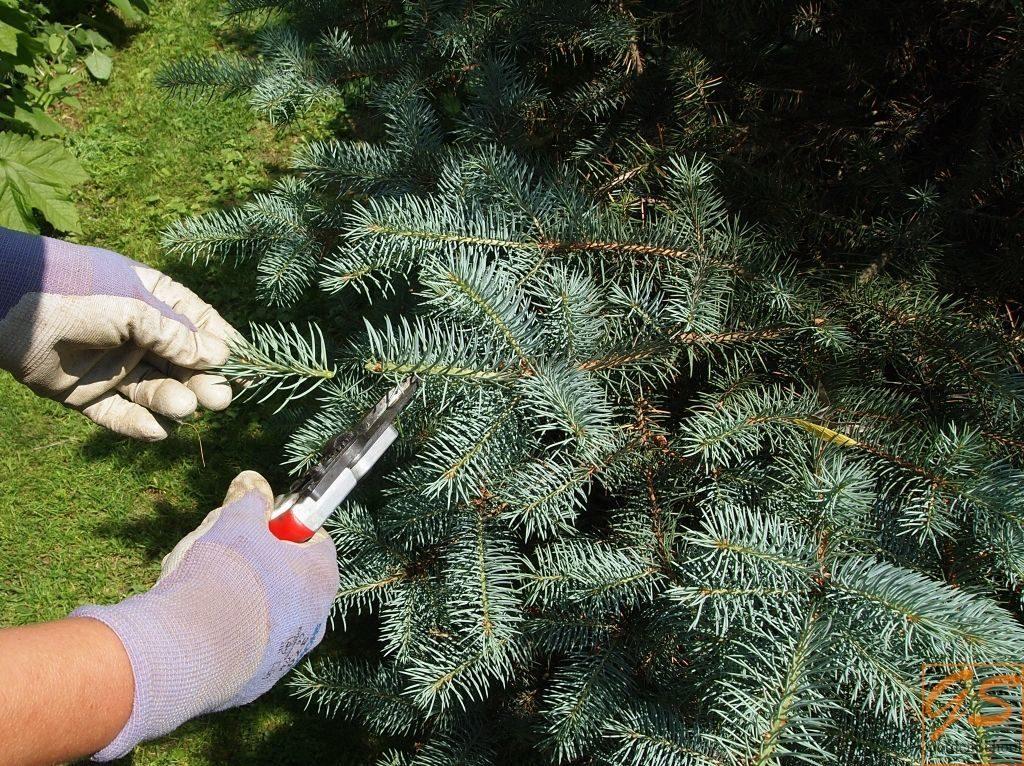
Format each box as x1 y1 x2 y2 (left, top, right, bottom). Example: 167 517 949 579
0 4 31 25
0 132 87 233
72 28 112 50
0 96 64 136
47 71 83 94
0 20 19 55
85 49 112 80
108 0 143 22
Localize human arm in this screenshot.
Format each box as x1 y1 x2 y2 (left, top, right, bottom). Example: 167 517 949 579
0 472 340 764
0 226 238 440
0 618 134 766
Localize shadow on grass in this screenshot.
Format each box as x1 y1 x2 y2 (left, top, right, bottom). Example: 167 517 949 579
46 1 143 48
75 683 374 766
182 701 372 766
83 361 307 557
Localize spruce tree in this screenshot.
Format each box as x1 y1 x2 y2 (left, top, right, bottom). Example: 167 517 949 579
162 2 1024 764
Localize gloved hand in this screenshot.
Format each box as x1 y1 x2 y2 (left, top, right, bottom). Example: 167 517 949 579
0 226 237 440
72 472 340 761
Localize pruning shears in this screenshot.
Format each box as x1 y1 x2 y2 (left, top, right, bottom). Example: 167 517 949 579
268 376 420 542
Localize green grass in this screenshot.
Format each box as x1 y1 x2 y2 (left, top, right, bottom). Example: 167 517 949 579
0 1 366 762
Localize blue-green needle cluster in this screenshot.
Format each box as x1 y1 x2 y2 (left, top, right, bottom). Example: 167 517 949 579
161 2 1024 764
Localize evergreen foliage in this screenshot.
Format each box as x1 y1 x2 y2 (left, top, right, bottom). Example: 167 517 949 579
163 2 1024 763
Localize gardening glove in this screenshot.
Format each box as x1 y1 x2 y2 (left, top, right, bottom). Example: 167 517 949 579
0 226 237 441
72 471 340 761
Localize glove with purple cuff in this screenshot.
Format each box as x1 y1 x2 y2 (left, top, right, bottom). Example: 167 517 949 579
73 471 340 761
0 226 237 440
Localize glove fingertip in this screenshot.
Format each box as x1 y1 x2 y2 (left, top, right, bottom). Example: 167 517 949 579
138 426 169 443
153 380 199 420
223 470 274 509
189 374 233 411
132 410 170 442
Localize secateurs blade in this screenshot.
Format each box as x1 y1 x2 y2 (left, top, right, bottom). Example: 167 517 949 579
268 376 420 542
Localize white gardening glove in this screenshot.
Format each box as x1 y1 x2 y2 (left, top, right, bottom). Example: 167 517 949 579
73 471 340 761
0 227 237 440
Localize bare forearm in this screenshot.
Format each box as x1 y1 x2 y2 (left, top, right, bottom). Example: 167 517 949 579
0 617 133 766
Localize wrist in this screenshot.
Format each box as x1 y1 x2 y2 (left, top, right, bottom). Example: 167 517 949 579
71 593 188 761
64 618 135 749
69 547 270 760
0 230 71 379
0 617 133 765
0 227 46 322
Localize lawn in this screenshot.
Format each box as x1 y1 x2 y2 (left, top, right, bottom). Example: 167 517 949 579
0 0 365 762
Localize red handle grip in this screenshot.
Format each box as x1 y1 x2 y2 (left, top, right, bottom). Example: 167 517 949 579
268 508 316 543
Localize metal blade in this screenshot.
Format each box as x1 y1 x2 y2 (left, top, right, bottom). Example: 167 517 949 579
300 376 420 500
